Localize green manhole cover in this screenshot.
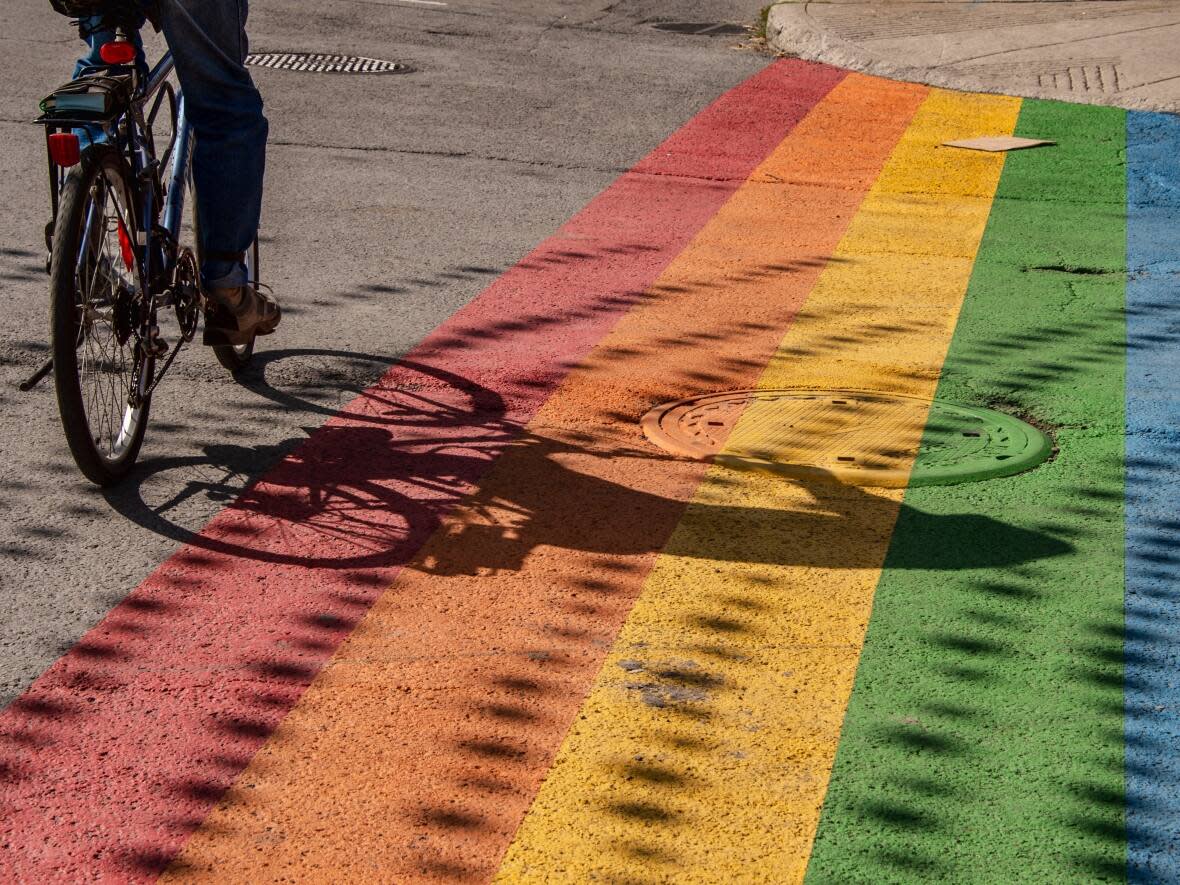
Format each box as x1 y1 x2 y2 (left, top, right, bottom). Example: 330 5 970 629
641 389 1053 488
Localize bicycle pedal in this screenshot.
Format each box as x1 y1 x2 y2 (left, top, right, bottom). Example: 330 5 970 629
142 325 169 357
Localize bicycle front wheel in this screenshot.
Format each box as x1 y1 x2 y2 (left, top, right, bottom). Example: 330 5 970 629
190 186 259 374
49 145 152 486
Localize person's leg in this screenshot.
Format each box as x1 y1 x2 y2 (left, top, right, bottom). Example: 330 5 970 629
153 0 268 289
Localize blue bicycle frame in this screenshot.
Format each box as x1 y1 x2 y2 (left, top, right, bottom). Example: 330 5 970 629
150 52 192 257
39 47 199 396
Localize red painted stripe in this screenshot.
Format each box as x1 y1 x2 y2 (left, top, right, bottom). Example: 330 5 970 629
0 59 844 880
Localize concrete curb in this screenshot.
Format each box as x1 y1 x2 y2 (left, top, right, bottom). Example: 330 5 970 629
766 2 1178 113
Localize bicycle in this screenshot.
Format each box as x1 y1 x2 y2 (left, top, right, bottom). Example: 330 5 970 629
26 7 262 486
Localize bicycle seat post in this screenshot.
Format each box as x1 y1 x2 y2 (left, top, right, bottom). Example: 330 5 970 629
111 24 139 91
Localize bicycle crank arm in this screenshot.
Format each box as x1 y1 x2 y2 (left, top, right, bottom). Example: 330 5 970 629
142 335 186 401
18 357 53 392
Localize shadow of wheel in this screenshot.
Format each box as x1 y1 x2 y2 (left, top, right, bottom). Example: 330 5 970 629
102 349 515 571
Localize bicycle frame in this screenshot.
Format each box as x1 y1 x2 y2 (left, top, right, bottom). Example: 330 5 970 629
40 51 186 262
126 49 188 294
150 52 194 256
31 45 201 399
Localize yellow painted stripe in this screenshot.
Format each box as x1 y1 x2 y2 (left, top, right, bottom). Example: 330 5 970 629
493 89 1021 883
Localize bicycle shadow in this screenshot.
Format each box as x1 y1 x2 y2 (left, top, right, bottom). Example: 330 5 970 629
103 348 1071 576
3 246 1093 878
85 346 1072 880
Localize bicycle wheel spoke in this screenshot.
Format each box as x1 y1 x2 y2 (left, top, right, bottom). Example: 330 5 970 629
68 165 144 463
81 184 110 298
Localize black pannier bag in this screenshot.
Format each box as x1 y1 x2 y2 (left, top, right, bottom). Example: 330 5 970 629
39 73 134 122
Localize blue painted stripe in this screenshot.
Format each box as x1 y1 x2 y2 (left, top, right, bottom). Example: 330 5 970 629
1126 109 1180 884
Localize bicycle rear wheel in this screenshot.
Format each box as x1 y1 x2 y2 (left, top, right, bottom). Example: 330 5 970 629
49 145 152 486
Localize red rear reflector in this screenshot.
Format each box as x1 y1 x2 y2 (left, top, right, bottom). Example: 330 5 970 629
47 133 81 167
117 221 136 270
99 41 137 65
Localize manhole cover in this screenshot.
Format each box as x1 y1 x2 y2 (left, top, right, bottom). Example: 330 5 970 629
245 53 411 74
642 389 1052 488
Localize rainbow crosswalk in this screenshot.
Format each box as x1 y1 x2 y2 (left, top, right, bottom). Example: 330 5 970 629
1 60 1177 882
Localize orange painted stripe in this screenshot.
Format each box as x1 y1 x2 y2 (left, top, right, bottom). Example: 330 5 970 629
163 74 927 882
495 87 1023 883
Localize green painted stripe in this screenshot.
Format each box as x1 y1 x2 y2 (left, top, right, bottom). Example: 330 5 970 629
805 99 1127 882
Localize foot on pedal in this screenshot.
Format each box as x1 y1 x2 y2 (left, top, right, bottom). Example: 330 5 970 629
203 284 281 347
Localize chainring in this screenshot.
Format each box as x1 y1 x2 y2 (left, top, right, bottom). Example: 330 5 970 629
173 247 202 341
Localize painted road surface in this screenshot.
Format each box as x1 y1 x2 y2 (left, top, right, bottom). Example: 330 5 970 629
2 59 1178 882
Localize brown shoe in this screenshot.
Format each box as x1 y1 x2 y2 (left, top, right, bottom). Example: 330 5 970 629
203 284 281 347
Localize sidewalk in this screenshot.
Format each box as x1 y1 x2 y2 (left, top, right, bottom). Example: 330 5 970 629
767 0 1180 111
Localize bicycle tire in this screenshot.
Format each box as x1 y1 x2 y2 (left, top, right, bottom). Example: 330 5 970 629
49 145 152 486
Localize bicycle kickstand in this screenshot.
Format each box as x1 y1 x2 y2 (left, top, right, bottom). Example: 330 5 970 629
18 357 53 392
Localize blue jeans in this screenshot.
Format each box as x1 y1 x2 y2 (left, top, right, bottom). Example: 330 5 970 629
77 0 267 288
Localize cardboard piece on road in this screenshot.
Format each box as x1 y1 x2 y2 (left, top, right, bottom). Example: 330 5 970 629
941 135 1055 152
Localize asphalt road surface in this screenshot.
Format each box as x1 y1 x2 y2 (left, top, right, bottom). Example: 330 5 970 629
0 0 767 705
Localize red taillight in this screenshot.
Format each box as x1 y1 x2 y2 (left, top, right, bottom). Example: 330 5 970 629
117 221 136 270
47 133 81 167
99 41 137 65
